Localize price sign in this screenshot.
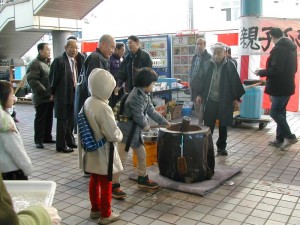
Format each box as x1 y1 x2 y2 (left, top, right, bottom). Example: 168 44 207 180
173 37 188 45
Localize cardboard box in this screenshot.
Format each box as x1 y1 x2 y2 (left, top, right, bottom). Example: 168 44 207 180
155 105 166 116
171 104 183 120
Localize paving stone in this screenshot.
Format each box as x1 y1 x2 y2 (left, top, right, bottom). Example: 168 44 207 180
13 104 300 224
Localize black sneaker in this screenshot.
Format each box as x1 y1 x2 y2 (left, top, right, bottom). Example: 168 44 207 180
35 143 44 149
137 175 159 189
217 149 228 156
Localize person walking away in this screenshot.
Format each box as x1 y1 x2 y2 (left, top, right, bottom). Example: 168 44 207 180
109 42 125 108
0 81 33 180
112 68 170 199
49 39 78 153
255 27 298 151
189 38 212 125
192 42 245 156
114 35 152 94
79 68 123 224
26 42 55 149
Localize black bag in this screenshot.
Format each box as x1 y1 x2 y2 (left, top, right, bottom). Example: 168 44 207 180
113 93 130 121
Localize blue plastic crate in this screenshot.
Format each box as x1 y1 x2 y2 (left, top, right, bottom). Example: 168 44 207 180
240 86 263 119
181 107 192 117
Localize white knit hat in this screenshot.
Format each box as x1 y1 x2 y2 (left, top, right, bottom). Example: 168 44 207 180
210 42 228 52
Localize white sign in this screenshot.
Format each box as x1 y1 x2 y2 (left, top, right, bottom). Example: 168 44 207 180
239 17 300 55
173 36 188 45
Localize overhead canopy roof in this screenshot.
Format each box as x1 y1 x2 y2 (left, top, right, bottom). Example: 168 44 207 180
34 0 103 20
0 0 103 60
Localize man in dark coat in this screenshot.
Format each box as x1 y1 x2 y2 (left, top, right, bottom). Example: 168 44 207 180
255 27 298 151
67 36 86 80
74 34 116 123
49 39 79 153
226 47 237 68
109 42 125 108
115 35 152 94
189 38 212 125
192 42 245 156
26 43 54 149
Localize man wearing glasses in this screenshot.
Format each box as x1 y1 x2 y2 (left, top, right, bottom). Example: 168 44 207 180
49 39 79 153
114 35 152 94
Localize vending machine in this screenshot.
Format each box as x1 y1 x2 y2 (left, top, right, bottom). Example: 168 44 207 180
171 32 204 82
138 34 172 77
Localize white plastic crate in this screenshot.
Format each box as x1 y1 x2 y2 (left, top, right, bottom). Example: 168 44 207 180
4 180 56 212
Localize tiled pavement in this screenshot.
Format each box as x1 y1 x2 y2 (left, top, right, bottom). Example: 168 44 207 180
14 103 300 225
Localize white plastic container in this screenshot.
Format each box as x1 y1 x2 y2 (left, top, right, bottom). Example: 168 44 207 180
4 181 56 212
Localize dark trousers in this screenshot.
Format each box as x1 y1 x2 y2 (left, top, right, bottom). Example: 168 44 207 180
57 104 75 149
2 170 28 180
204 98 227 150
270 96 295 140
34 102 54 143
109 87 124 109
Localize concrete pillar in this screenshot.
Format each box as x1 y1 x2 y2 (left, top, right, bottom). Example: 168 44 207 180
52 31 73 59
239 0 262 82
240 0 262 17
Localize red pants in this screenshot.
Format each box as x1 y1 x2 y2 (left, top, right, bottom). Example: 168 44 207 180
89 174 112 218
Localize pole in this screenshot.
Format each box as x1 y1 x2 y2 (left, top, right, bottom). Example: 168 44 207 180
189 0 194 30
240 0 262 17
239 0 262 82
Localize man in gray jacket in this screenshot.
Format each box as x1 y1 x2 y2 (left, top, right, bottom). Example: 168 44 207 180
189 38 212 125
27 43 54 149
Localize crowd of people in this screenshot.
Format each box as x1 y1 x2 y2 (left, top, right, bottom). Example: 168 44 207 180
0 27 298 224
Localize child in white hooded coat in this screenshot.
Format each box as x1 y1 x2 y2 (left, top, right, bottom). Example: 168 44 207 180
78 68 123 225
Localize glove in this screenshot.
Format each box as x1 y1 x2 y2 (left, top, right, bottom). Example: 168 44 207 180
42 206 61 225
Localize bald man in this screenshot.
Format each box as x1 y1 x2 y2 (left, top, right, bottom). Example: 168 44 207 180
75 34 116 125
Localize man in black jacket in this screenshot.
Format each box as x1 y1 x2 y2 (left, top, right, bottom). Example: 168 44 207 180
192 42 245 156
74 34 116 123
255 27 298 151
115 35 152 94
26 43 54 149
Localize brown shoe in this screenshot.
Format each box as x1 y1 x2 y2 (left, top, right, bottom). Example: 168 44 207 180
112 187 127 199
138 175 159 189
